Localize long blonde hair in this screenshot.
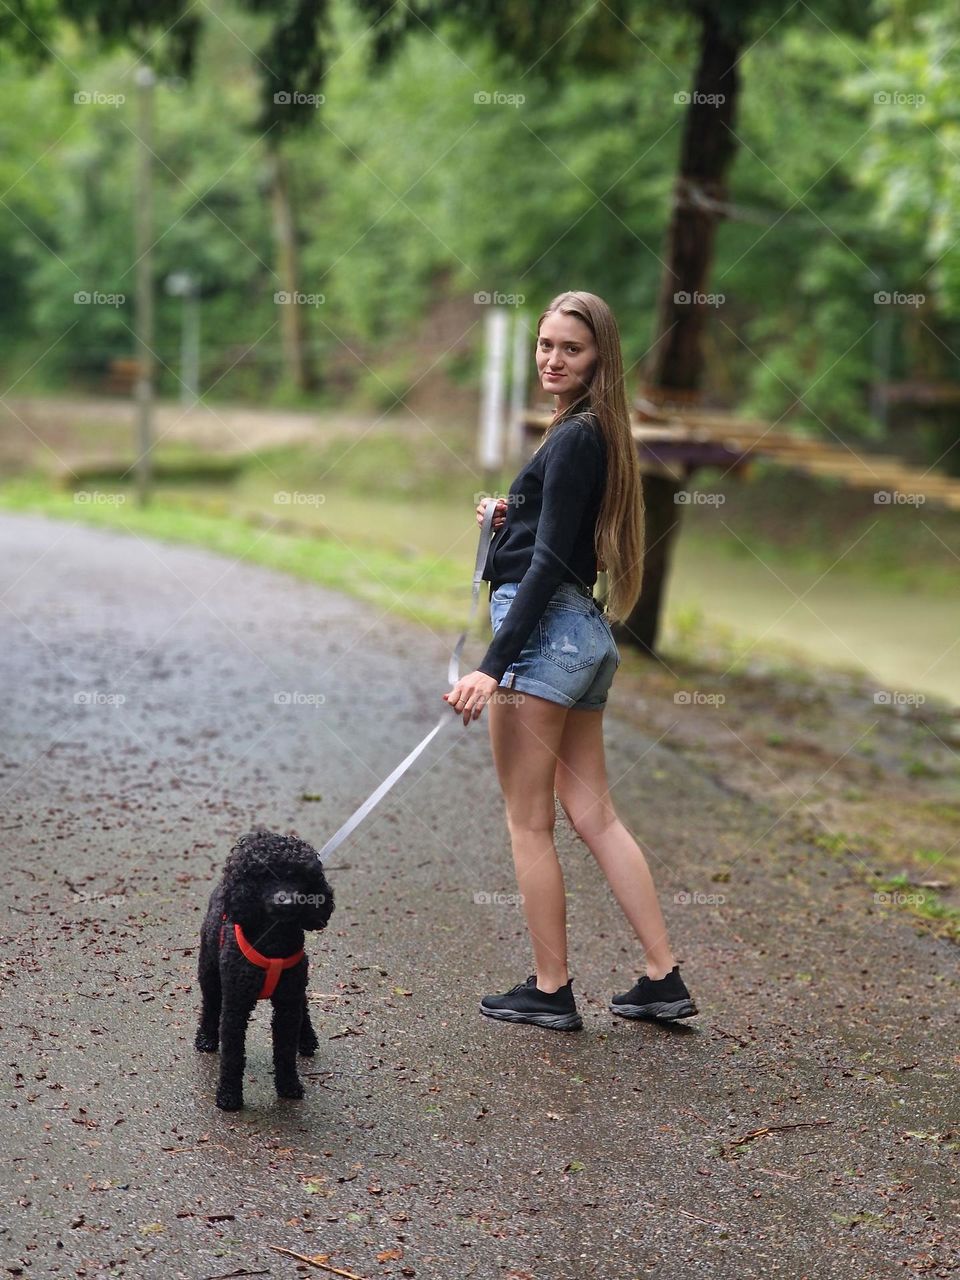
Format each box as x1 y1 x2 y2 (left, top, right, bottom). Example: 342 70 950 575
536 290 644 622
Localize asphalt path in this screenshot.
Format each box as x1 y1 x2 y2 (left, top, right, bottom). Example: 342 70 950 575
1 512 956 1280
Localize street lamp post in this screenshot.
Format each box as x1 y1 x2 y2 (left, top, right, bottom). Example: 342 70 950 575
133 65 156 506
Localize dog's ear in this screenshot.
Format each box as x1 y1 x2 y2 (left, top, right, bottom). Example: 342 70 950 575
316 880 335 929
221 850 269 924
305 859 335 929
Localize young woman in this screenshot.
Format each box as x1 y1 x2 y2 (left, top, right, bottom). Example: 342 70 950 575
442 290 698 1032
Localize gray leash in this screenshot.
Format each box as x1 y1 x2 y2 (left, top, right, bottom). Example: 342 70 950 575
316 498 499 863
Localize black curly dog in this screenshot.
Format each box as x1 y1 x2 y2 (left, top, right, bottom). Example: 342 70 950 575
195 828 335 1110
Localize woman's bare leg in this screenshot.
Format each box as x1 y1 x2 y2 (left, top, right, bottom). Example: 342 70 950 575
554 705 676 978
487 689 571 992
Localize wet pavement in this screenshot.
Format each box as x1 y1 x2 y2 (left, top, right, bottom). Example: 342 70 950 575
1 511 956 1280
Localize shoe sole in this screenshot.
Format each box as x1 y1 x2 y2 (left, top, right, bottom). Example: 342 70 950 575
609 998 699 1021
479 1003 583 1031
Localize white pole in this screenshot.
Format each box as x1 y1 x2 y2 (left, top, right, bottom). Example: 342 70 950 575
507 310 530 462
165 271 201 405
478 306 509 472
183 287 200 405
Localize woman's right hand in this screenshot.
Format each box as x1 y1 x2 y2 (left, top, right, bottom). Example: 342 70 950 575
477 497 508 531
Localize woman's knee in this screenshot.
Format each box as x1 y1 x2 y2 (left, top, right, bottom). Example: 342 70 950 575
505 804 557 839
559 794 618 845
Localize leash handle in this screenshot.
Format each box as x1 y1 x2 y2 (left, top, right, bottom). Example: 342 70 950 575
316 498 500 863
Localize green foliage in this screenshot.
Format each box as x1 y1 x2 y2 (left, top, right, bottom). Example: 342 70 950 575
848 6 960 315
1 0 200 73
2 0 959 465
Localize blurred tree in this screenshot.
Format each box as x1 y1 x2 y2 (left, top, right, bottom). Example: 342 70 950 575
4 2 951 476
234 0 335 392
846 1 960 473
351 0 878 657
5 0 333 392
1 0 202 76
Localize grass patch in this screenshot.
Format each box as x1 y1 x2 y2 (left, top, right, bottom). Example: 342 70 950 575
231 436 486 504
902 756 941 780
808 832 959 941
871 872 960 941
813 831 866 858
0 477 479 639
66 448 249 487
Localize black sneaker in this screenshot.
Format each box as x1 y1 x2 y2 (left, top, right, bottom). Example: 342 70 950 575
610 965 698 1021
480 974 583 1031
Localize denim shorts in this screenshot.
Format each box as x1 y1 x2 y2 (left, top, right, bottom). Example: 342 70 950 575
489 580 621 711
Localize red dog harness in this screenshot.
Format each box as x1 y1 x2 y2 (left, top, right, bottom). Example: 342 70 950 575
219 914 305 1000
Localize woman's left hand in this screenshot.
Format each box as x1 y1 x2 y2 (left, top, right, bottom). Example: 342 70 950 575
443 671 500 725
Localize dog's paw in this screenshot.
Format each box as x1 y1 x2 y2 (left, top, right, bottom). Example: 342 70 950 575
276 1075 305 1100
195 1030 219 1053
297 1041 317 1058
215 1087 244 1111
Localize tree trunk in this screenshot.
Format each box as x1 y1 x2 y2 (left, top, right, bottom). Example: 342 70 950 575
623 5 742 657
613 471 684 656
266 137 316 392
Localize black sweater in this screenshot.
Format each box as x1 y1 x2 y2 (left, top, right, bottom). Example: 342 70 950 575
477 411 607 682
